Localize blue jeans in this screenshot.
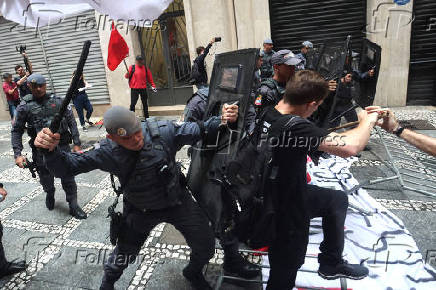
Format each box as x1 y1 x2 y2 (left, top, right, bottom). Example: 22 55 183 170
73 92 93 126
7 100 18 120
196 84 208 90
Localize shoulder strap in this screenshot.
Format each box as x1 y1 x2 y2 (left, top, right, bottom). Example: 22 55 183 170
128 64 135 84
108 148 141 217
260 79 277 90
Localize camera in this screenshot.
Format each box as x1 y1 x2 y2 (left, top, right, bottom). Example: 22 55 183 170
215 37 222 42
16 45 27 54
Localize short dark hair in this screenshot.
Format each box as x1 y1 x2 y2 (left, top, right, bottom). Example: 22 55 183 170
135 55 144 61
15 65 22 71
3 73 11 79
283 70 329 105
196 46 205 55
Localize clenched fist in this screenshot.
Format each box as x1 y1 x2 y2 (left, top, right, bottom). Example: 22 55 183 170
34 128 60 151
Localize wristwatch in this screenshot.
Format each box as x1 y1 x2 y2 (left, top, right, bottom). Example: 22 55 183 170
393 125 405 137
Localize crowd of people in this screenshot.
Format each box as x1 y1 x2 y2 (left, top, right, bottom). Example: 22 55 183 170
0 36 435 290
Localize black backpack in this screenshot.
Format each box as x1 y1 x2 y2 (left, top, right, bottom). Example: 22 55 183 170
226 112 307 248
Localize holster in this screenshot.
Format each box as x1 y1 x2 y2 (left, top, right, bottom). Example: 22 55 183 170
109 211 124 246
107 194 124 246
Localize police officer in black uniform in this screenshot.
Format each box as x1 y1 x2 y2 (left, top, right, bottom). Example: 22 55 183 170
259 38 275 80
184 87 210 122
255 50 302 113
256 50 338 115
33 105 239 290
11 74 87 219
330 66 375 128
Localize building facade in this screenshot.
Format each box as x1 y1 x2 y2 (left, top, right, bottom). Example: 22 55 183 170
0 0 434 120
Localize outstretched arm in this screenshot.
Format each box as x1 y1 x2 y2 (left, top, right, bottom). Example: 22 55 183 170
34 128 119 177
172 103 238 150
373 108 436 156
319 108 380 158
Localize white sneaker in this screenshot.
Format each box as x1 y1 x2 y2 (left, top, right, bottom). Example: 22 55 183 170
82 126 88 132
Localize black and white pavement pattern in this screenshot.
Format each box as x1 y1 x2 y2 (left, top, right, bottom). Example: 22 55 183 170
0 107 435 289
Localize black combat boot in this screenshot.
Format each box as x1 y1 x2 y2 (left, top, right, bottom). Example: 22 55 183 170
69 201 87 219
0 259 26 279
223 252 261 279
99 280 115 290
182 264 212 290
45 191 55 210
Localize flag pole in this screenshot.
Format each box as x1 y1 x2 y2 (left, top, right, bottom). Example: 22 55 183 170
123 59 129 72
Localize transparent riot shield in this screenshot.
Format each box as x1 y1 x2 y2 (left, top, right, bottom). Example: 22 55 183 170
352 39 382 108
186 48 259 234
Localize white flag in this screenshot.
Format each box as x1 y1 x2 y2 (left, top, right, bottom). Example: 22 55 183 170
0 0 173 27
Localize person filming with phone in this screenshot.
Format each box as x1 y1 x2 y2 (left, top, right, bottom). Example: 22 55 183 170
191 37 220 89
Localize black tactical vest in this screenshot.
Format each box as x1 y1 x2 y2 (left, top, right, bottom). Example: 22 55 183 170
22 94 71 144
124 119 184 211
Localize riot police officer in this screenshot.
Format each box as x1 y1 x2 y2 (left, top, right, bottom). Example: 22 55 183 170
184 87 210 122
259 38 276 80
296 40 313 70
256 50 337 115
33 105 239 290
255 50 302 113
11 74 87 219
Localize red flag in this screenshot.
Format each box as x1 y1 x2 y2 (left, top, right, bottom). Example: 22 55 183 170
107 22 129 71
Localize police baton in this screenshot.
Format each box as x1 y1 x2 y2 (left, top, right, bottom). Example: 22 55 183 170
49 40 91 135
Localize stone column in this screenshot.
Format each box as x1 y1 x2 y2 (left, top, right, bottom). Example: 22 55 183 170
183 0 239 86
366 0 413 107
233 0 271 49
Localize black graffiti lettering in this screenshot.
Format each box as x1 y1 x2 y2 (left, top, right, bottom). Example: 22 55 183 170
406 266 436 283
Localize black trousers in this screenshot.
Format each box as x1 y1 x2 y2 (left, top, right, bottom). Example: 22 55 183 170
102 192 215 284
32 144 77 203
266 185 348 290
130 88 149 118
0 221 7 271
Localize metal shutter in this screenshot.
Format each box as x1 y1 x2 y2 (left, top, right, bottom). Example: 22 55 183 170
0 17 55 93
0 10 110 104
269 0 367 54
407 0 436 106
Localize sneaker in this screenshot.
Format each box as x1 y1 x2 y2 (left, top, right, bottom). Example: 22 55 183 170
82 126 88 132
182 267 212 290
318 259 369 280
86 119 94 126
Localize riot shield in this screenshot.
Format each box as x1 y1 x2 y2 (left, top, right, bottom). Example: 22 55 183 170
352 39 382 107
305 46 321 71
186 48 259 235
309 36 351 128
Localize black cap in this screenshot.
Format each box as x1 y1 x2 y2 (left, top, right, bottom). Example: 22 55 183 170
2 73 11 79
103 106 142 137
136 55 144 61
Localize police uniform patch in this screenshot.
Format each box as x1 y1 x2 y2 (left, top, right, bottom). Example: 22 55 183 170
255 95 262 106
117 128 127 136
